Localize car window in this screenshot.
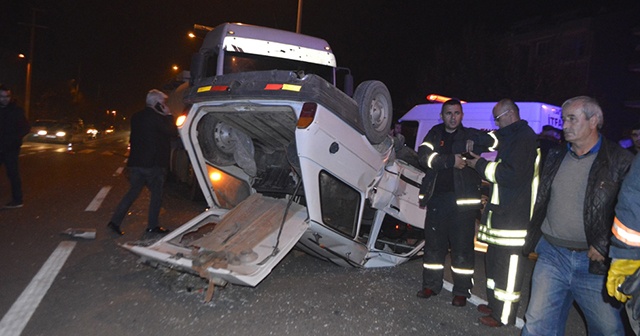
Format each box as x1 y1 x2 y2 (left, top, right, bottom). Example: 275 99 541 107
319 171 360 237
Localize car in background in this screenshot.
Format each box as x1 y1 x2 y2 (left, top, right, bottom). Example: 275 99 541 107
85 124 100 139
103 125 116 135
30 119 84 143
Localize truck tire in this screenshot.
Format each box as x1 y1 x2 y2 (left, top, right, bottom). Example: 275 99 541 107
353 80 392 145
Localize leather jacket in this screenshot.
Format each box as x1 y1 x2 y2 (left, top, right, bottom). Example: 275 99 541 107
417 123 483 209
524 137 633 274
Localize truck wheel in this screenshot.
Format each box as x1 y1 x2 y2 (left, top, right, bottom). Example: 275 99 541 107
353 80 392 144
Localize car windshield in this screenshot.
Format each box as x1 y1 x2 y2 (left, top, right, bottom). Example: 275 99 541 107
220 51 335 84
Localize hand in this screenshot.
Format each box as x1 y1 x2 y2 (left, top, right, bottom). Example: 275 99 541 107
587 246 605 262
464 152 481 169
454 154 467 169
607 259 640 302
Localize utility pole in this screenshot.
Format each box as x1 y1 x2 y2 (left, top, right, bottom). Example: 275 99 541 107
20 7 47 120
296 0 303 33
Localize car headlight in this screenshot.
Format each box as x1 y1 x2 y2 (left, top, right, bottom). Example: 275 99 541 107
37 130 47 135
56 131 66 137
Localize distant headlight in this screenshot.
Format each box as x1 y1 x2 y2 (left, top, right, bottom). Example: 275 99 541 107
56 131 67 137
105 129 114 134
87 128 98 135
37 130 47 135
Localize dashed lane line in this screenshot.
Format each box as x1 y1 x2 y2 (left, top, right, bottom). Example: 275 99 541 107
0 241 76 336
113 167 124 176
85 186 112 211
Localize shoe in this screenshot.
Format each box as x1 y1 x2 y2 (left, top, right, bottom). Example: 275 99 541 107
146 227 171 234
452 295 467 307
477 304 493 315
107 222 124 236
478 315 503 328
416 288 436 299
4 201 23 209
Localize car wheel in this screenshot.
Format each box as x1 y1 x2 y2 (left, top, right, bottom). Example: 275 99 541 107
198 114 236 166
353 80 392 145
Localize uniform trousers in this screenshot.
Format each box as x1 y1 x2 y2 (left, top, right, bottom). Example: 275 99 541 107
422 192 476 297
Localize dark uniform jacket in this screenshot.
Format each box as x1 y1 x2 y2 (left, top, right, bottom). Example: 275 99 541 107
128 107 178 169
417 123 483 209
524 137 633 274
0 102 30 152
473 120 538 233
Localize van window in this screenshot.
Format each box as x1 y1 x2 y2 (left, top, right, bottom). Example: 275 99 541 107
399 120 419 150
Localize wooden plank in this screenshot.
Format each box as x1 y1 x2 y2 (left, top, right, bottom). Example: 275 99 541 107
190 193 304 271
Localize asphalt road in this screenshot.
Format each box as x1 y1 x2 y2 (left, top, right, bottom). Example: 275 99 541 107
0 133 596 335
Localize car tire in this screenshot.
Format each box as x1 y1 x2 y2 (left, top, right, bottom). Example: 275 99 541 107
198 114 236 166
353 80 392 145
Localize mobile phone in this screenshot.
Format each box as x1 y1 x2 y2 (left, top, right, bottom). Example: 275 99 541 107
462 152 474 159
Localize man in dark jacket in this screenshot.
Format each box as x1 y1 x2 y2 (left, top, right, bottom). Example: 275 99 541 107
0 85 31 208
521 96 633 335
415 99 483 307
107 89 178 236
465 98 539 327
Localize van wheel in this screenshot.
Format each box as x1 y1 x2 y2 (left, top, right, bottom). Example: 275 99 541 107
353 80 392 144
198 115 236 166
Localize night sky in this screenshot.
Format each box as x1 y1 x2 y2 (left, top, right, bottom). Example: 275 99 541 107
2 0 638 124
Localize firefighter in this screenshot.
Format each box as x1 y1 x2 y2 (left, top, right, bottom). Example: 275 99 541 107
465 98 539 327
608 154 640 334
416 99 484 307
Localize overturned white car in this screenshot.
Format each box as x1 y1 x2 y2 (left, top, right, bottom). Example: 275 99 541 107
123 23 426 292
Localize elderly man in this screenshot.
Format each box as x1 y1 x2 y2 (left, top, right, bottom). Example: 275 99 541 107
107 89 178 236
465 98 539 327
522 96 633 335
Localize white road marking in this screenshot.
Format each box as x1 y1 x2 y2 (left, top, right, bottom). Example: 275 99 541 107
113 167 124 176
85 186 112 211
0 241 76 336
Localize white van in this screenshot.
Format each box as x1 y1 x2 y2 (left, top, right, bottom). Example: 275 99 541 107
399 102 562 151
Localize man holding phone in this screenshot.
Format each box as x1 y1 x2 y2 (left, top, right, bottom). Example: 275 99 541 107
415 99 484 307
107 89 178 236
